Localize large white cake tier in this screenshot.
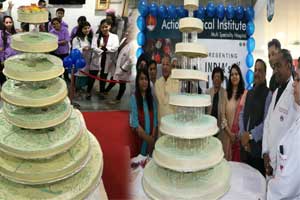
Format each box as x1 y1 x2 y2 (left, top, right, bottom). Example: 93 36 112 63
171 69 208 81
18 5 48 24
179 18 203 33
175 43 208 58
184 0 198 10
169 94 211 107
3 53 64 81
11 32 58 53
1 78 67 107
0 110 83 159
153 136 224 172
0 130 90 185
0 133 103 200
143 159 230 200
160 114 218 139
2 98 72 129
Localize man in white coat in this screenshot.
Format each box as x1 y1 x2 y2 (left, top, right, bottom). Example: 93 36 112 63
267 65 300 200
262 49 300 177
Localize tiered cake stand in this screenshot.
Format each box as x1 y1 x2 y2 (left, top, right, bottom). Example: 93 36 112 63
0 10 105 200
142 1 231 199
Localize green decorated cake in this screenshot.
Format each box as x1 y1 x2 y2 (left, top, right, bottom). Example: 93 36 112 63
0 5 105 199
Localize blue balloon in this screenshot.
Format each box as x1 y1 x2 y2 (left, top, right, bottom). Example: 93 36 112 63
194 6 205 20
158 5 167 18
176 5 185 18
63 56 73 68
216 4 225 20
246 53 254 68
138 0 148 17
226 4 235 20
235 5 244 20
247 37 255 52
136 16 146 31
137 32 145 46
149 2 158 17
183 9 188 17
245 6 255 22
206 2 216 18
75 58 86 69
246 21 255 36
246 69 254 84
167 4 177 19
70 49 81 64
136 47 144 58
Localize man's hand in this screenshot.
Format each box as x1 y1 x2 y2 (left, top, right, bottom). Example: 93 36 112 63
263 153 273 176
241 131 250 146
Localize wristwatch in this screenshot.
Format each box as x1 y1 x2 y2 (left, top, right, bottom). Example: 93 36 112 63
249 133 253 140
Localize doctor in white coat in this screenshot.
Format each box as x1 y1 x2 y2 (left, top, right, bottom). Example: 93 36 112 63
267 66 300 200
262 49 300 177
89 18 119 99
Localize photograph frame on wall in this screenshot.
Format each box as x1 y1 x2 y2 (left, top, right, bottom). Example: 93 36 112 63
96 0 109 10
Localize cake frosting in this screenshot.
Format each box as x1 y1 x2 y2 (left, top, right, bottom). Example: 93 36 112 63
179 18 203 33
143 160 230 200
11 32 58 53
1 78 67 107
153 136 224 172
0 130 91 185
171 69 208 81
175 43 208 58
2 98 72 129
169 93 211 107
18 4 48 24
3 53 64 81
0 133 103 200
0 110 84 159
184 0 198 10
160 114 218 139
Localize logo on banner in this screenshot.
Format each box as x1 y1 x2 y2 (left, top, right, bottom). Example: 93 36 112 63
146 15 157 31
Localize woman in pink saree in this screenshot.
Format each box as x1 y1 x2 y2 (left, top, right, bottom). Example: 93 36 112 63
221 64 246 161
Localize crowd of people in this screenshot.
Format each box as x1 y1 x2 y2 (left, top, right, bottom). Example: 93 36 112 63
130 38 300 199
0 0 131 105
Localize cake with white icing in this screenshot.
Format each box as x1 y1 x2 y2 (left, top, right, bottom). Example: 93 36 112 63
143 1 230 199
18 4 48 24
3 53 64 81
0 7 106 199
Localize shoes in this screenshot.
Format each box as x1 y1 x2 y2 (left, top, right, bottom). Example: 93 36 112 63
86 94 91 100
108 99 121 105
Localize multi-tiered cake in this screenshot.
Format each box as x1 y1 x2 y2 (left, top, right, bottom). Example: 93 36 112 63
0 4 104 200
142 1 230 199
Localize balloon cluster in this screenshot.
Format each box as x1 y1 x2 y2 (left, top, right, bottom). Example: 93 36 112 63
63 49 86 74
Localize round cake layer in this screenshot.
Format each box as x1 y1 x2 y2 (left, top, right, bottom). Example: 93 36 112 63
0 129 90 185
11 32 58 53
160 114 218 139
171 69 208 81
175 43 208 58
179 18 203 33
3 53 64 81
143 159 230 200
2 98 72 129
18 5 48 24
153 136 224 172
0 110 84 159
1 78 67 107
184 0 198 10
169 94 211 107
0 133 103 200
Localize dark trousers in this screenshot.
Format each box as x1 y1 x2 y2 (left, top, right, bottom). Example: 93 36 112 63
54 53 69 81
87 70 99 93
0 62 6 86
105 78 126 100
99 67 108 93
241 148 265 177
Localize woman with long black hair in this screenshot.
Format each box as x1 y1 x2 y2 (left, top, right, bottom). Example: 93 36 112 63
129 68 158 156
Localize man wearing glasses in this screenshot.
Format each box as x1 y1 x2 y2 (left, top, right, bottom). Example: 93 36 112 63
262 49 300 180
